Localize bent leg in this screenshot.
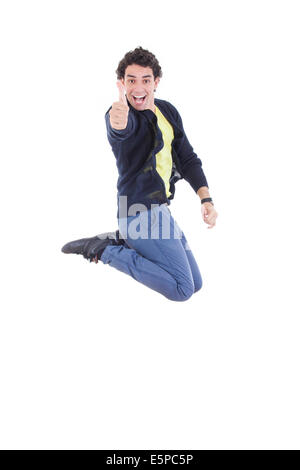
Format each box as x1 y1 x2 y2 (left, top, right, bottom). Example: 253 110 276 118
100 244 194 302
102 206 196 301
100 204 202 301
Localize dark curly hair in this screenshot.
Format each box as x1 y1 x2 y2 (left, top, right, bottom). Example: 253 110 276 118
115 46 163 80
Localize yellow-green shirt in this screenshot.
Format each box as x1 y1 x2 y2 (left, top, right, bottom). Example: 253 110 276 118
155 106 174 198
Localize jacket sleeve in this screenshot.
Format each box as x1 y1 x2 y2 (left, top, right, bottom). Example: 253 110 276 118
173 108 209 192
105 108 137 144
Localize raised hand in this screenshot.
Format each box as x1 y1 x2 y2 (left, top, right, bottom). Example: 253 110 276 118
109 80 129 130
117 80 127 105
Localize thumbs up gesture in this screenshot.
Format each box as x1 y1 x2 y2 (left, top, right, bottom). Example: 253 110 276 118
109 80 129 130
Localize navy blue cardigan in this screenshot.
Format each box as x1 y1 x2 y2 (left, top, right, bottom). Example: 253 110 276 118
105 97 209 218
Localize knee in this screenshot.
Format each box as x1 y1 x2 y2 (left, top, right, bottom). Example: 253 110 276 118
175 276 203 300
169 280 195 302
194 276 203 293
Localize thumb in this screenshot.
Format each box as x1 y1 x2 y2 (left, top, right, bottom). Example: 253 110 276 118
117 80 127 105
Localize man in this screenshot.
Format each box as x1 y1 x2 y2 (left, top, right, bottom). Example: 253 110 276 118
62 47 218 301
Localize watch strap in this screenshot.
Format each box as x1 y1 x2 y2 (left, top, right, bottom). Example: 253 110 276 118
201 197 214 205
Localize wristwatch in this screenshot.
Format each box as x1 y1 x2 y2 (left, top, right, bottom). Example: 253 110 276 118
201 197 214 206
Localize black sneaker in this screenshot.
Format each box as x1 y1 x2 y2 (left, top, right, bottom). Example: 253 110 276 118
61 230 124 263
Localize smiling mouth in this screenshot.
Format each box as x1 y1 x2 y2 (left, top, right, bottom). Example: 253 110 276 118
132 95 146 104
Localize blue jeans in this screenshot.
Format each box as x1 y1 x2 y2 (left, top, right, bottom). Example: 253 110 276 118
100 204 202 301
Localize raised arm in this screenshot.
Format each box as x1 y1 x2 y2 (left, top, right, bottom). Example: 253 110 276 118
109 81 129 130
105 81 137 143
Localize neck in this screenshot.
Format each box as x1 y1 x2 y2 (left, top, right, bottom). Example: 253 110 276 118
148 99 156 113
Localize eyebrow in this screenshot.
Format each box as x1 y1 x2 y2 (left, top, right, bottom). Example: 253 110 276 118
126 74 152 78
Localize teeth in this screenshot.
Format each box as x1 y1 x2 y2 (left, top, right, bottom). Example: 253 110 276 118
134 95 145 98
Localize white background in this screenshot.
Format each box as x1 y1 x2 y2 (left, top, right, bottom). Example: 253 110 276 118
0 0 299 450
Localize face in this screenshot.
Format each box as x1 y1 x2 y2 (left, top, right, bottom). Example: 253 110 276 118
121 64 160 112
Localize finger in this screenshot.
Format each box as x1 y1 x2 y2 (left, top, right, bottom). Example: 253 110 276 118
117 80 127 105
204 214 215 224
208 214 217 224
205 210 217 222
